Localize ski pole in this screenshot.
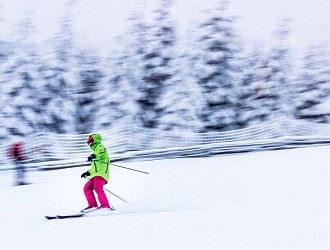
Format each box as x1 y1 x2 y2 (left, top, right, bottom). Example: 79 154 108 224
111 163 149 175
104 187 132 205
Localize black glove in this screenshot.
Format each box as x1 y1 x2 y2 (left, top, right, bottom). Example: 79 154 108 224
87 154 96 162
81 171 90 178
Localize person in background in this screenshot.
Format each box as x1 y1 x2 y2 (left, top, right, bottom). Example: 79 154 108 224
9 141 43 186
81 134 112 212
9 141 29 186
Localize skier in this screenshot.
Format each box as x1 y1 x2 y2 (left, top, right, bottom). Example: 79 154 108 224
9 141 27 186
81 134 112 212
9 141 43 186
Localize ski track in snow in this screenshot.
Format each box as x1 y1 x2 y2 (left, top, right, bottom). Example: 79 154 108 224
1 145 330 250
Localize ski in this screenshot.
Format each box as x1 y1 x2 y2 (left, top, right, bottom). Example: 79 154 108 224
57 213 84 219
45 215 59 220
45 208 116 220
45 213 84 220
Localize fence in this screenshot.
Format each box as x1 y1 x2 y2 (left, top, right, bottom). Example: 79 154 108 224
1 117 330 171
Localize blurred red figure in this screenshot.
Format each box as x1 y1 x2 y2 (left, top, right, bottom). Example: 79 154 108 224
9 142 27 185
9 141 42 186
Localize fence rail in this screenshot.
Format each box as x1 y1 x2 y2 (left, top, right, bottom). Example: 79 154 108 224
1 117 330 171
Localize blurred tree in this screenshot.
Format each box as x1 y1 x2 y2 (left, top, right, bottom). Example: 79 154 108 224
98 56 132 130
98 1 202 136
75 50 104 133
40 0 77 133
0 4 9 139
236 47 274 127
158 53 202 132
96 12 148 130
294 44 330 123
0 2 5 58
151 0 202 132
237 18 293 128
136 0 177 129
265 18 293 118
193 1 241 132
1 8 42 138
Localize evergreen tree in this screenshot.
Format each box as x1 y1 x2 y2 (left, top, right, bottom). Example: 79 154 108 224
0 6 11 139
75 50 104 133
294 43 330 122
237 19 293 127
1 9 42 138
96 12 148 130
236 47 273 127
40 0 77 133
265 18 293 118
193 1 240 132
136 0 177 129
158 53 202 132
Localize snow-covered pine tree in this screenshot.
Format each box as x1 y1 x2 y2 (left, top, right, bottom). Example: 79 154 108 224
74 50 103 133
157 52 202 132
236 47 274 127
95 51 138 130
0 37 13 139
95 12 148 130
1 9 42 138
193 1 240 132
0 9 6 139
151 1 201 132
265 18 293 119
294 43 330 122
40 0 77 133
136 0 177 129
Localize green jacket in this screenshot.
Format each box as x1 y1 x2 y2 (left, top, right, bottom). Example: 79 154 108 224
87 134 110 182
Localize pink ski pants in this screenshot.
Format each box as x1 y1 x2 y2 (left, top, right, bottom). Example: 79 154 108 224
83 176 111 208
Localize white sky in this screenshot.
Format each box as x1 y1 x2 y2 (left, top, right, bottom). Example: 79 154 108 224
1 0 330 58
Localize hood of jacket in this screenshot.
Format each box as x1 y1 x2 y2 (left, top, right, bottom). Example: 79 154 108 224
90 134 102 150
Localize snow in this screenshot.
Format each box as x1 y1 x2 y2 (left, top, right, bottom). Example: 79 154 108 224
1 146 330 250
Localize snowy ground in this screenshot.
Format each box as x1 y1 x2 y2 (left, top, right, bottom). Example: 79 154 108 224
1 146 330 250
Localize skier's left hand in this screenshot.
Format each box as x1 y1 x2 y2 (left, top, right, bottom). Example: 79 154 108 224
81 171 90 178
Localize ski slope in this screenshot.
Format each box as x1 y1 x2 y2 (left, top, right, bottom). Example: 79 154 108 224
1 146 330 250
